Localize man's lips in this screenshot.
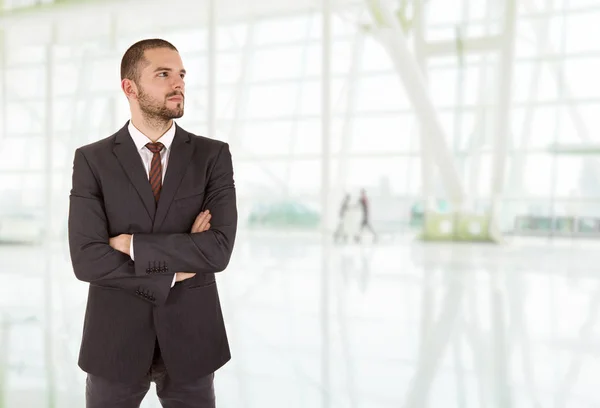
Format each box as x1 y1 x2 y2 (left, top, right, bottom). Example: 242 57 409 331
167 95 184 102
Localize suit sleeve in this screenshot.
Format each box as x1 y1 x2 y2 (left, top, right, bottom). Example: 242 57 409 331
68 148 173 305
132 142 237 276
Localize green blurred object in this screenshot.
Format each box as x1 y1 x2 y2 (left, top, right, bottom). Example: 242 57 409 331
515 216 552 232
514 215 600 236
515 215 575 234
409 199 450 228
555 216 575 233
549 143 600 155
420 212 495 242
578 217 600 233
409 203 424 227
247 200 320 229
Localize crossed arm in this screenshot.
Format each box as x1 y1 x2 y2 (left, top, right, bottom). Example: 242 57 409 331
68 143 237 305
107 210 213 283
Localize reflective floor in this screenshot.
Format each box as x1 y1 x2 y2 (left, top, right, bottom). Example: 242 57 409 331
1 231 599 407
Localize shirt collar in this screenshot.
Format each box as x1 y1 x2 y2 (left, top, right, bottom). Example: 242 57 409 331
128 120 176 152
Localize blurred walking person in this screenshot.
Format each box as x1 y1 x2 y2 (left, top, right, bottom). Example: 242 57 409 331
356 188 377 243
334 193 351 243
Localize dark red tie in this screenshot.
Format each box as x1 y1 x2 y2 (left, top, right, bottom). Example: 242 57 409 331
146 142 164 203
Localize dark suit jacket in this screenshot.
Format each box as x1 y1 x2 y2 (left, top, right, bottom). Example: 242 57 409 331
67 121 237 383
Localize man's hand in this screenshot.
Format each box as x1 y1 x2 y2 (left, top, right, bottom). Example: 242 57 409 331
191 210 211 233
175 272 196 282
109 234 132 256
175 210 212 282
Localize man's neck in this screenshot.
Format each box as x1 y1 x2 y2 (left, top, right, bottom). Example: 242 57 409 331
131 114 173 142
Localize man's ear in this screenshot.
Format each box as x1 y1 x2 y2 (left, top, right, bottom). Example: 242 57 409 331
121 78 138 100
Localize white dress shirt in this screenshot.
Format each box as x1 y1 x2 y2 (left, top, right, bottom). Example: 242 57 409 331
127 120 177 287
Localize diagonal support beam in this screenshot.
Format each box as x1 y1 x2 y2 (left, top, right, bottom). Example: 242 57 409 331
365 0 466 208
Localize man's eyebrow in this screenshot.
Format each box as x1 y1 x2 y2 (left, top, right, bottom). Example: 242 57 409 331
154 67 187 74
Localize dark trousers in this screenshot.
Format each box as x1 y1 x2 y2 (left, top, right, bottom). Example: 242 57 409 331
86 339 215 408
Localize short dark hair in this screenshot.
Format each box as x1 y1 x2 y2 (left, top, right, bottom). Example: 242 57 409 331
120 39 178 83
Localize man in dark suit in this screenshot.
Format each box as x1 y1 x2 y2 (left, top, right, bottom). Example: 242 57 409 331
68 38 237 407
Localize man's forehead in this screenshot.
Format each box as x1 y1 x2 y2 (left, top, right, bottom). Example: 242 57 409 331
143 48 183 65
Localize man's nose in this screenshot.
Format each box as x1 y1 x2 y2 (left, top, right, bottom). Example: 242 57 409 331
172 76 184 90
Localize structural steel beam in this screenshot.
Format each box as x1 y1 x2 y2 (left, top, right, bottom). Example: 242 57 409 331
320 1 332 408
489 0 517 239
412 0 436 212
366 0 467 207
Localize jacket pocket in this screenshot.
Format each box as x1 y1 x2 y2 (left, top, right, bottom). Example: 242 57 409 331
187 280 216 290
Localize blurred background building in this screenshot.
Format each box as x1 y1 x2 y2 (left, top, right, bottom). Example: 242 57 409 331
1 0 600 407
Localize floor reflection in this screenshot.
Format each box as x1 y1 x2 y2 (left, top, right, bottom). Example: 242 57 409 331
1 233 600 407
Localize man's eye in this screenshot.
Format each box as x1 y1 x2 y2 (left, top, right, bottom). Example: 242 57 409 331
158 72 167 77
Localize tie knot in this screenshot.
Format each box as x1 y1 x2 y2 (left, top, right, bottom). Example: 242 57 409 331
146 142 164 154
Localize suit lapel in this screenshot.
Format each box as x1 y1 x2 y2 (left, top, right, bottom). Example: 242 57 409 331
113 123 156 222
153 125 194 232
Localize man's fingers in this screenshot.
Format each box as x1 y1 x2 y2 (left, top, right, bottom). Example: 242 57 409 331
192 210 210 231
195 210 210 226
194 210 209 222
199 215 211 230
192 211 211 233
192 216 210 233
175 272 197 282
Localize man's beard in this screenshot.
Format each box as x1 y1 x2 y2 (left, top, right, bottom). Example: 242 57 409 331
138 86 184 121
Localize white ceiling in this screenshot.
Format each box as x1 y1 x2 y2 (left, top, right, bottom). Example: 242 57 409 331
0 0 362 37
